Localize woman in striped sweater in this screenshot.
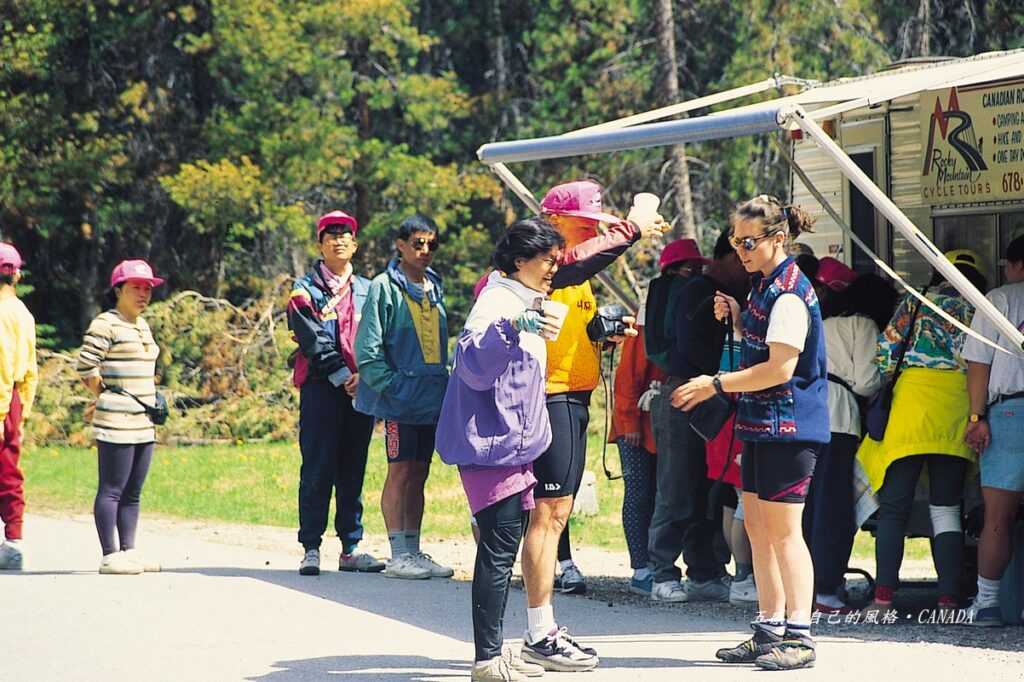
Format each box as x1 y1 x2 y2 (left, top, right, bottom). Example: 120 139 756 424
76 260 165 575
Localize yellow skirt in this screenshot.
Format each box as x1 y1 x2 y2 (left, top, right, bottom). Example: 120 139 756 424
857 367 976 492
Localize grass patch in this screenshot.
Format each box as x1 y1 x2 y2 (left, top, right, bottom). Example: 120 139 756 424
22 430 928 562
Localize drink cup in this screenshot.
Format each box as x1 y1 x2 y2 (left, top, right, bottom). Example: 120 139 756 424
630 192 664 232
539 299 569 341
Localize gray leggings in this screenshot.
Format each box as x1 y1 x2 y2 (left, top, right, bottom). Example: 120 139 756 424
94 441 154 556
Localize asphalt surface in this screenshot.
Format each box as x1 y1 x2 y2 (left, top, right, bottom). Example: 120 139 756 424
3 513 1023 681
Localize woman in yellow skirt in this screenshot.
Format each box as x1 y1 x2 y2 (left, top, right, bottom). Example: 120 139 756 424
858 250 986 616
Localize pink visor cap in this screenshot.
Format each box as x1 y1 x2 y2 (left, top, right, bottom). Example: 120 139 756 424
0 243 23 270
540 180 620 224
110 259 165 289
659 239 709 270
317 210 358 239
816 257 858 291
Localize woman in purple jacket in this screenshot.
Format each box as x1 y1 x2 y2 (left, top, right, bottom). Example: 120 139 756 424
437 217 569 682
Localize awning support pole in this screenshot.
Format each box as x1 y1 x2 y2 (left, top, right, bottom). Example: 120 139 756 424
786 105 1024 352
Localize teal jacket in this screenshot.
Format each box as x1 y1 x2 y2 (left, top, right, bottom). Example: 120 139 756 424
354 259 449 425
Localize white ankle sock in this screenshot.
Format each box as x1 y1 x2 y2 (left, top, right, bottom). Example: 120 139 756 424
4 539 21 547
527 604 555 644
559 559 574 571
976 575 1000 608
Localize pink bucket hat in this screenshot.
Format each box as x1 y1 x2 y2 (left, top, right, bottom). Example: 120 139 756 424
317 210 359 239
0 243 23 271
816 257 857 291
540 180 620 224
110 259 165 288
659 239 709 271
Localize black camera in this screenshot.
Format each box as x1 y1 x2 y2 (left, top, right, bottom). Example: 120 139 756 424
587 304 629 342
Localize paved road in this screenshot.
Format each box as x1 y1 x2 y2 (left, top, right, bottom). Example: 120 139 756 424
3 513 1022 681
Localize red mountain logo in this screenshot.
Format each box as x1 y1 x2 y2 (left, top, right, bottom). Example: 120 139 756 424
923 88 988 176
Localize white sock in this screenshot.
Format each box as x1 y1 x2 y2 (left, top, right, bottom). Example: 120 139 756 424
816 592 846 609
526 604 555 644
976 575 1000 608
633 566 652 581
4 539 21 547
559 559 574 572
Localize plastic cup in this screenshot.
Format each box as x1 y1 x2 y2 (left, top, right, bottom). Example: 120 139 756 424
539 299 569 340
630 192 664 233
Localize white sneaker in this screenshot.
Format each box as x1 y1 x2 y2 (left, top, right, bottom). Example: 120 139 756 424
122 549 161 572
471 655 526 681
99 551 144 575
384 553 431 580
729 575 758 606
501 644 544 678
411 551 454 578
651 580 689 602
0 542 23 570
299 548 320 576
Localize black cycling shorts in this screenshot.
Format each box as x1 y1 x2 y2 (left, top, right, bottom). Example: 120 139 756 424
740 440 819 503
532 392 591 499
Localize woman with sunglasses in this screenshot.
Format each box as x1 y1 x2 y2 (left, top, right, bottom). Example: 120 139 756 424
673 195 825 671
437 217 567 681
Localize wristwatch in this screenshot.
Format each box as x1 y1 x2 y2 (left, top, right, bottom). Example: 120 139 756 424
969 412 987 424
712 374 725 396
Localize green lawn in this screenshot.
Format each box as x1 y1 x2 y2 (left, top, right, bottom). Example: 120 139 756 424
22 431 926 561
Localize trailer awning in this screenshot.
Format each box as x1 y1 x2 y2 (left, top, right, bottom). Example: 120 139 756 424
477 108 783 165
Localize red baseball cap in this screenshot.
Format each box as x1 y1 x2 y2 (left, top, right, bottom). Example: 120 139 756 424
317 210 358 239
0 243 23 270
110 259 165 288
816 257 857 291
540 180 620 225
659 239 709 271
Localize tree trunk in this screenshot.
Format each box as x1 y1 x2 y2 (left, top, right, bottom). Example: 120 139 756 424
653 0 697 240
916 0 931 56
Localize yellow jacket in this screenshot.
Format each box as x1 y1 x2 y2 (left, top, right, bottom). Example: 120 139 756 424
545 282 601 394
0 296 38 423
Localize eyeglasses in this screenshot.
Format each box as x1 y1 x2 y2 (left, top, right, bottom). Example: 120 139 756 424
408 237 440 252
322 230 354 243
730 231 780 252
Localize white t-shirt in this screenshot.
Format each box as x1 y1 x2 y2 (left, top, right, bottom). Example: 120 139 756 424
961 281 1024 405
765 293 810 352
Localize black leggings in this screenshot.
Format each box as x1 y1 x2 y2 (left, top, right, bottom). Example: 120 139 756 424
472 492 528 661
875 454 967 597
94 441 154 556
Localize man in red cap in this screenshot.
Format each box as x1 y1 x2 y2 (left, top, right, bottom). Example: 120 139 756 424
517 180 664 671
0 243 37 570
286 211 384 576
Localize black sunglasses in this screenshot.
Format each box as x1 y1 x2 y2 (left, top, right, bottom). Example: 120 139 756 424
407 237 440 252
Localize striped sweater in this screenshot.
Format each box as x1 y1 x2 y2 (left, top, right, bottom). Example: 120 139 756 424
76 310 160 444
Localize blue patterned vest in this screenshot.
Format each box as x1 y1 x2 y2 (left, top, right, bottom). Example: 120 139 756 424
735 257 830 443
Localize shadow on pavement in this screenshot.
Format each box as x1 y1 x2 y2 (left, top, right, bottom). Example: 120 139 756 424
247 654 469 681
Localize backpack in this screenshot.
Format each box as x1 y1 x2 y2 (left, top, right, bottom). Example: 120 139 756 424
644 274 689 372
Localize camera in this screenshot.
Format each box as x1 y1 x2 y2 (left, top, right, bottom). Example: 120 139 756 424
587 304 629 342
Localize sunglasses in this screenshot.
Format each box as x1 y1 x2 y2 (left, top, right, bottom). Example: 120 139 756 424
322 229 354 243
407 237 440 252
730 231 781 252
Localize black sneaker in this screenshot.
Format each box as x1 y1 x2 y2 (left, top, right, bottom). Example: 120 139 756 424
715 623 784 664
520 628 598 672
754 633 816 671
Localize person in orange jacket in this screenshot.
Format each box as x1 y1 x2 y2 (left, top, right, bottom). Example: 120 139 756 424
607 300 665 595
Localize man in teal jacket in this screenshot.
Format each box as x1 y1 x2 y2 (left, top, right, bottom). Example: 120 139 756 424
355 214 451 580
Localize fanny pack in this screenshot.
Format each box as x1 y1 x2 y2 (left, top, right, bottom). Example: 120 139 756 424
105 385 170 426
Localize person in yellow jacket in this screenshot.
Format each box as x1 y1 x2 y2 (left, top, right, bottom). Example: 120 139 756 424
0 243 38 571
857 250 986 618
518 180 664 671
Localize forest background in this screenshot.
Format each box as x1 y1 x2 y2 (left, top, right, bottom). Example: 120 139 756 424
2 0 1022 445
